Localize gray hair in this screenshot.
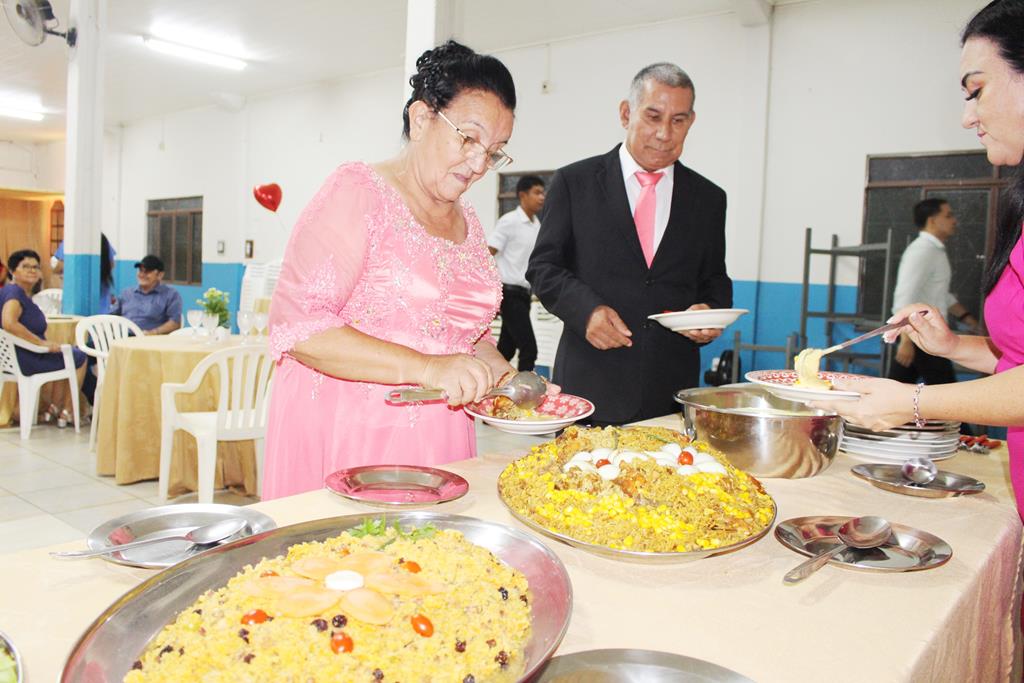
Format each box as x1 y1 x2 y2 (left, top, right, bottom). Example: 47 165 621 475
628 63 695 108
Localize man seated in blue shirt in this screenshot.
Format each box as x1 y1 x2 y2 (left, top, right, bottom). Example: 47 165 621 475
111 255 182 335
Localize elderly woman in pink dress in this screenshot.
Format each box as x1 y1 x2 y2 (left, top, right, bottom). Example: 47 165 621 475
262 41 519 499
815 0 1024 519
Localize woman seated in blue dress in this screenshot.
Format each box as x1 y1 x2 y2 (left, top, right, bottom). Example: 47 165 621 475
0 249 87 427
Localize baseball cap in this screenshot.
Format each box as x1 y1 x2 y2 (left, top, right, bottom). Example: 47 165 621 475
134 255 165 271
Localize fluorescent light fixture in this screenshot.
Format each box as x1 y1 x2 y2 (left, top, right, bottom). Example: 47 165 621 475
142 36 247 71
0 107 44 121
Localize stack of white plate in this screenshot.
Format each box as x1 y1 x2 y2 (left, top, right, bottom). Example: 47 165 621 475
840 420 961 462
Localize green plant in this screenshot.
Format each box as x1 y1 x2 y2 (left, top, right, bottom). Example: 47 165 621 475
197 288 230 327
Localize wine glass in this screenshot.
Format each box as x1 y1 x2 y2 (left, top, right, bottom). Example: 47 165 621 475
237 310 255 344
186 310 204 338
253 312 268 338
202 313 220 344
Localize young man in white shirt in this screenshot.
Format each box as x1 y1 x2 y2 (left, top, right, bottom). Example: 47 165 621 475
488 175 545 371
888 198 979 384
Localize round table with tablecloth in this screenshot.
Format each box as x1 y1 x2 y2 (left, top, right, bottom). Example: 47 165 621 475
95 334 265 497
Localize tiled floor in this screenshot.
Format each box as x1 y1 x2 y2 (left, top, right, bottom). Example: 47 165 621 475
0 420 544 554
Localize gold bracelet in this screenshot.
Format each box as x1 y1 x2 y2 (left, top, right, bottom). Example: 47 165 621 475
913 382 926 428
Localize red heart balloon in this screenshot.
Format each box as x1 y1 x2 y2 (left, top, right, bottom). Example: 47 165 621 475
253 183 282 212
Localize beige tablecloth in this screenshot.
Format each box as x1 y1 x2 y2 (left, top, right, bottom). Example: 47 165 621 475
95 335 261 496
3 415 1022 682
0 315 81 427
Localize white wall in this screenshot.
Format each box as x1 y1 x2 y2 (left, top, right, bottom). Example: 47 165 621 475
95 0 984 288
762 0 981 285
0 140 64 191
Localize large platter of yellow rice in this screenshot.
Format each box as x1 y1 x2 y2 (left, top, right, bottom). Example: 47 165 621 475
62 512 573 683
498 426 776 563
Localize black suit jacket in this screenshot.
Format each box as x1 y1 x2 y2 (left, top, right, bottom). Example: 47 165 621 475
526 145 732 424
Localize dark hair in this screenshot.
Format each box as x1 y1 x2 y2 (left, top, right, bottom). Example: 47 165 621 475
100 234 114 289
516 175 545 195
913 198 948 228
402 40 516 139
962 0 1024 294
7 249 41 279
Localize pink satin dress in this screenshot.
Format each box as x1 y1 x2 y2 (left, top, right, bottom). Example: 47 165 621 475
983 232 1024 520
263 162 501 500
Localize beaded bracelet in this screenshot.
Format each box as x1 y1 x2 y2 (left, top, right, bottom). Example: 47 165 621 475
912 382 926 428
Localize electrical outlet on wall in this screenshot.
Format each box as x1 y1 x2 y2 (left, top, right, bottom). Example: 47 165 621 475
541 80 552 94
216 240 225 255
244 240 254 259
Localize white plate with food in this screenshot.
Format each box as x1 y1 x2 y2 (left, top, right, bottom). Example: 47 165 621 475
647 308 748 331
465 392 595 435
745 369 862 402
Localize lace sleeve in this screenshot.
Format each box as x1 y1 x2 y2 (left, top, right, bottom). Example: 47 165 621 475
268 164 378 361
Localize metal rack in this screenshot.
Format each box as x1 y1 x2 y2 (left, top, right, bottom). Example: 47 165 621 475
799 227 895 377
727 331 801 384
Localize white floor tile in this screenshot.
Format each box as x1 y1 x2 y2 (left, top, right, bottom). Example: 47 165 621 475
113 479 160 499
54 498 155 535
0 495 44 522
0 514 83 553
0 465 95 494
19 480 134 514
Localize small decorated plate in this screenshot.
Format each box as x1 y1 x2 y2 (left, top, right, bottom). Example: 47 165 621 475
325 465 469 507
745 369 862 402
648 308 748 331
465 393 595 435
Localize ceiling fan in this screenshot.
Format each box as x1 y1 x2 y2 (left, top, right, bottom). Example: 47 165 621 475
2 0 76 47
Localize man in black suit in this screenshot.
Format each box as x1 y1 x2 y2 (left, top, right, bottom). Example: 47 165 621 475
527 63 732 425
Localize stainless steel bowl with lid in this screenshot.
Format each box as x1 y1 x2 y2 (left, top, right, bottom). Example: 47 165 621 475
674 384 840 478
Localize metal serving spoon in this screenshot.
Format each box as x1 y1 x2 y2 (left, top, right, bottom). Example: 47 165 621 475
783 515 893 584
387 370 548 409
51 518 248 559
901 456 938 485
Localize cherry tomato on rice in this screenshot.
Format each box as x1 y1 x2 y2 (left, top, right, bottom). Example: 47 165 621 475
331 631 354 653
241 609 269 625
411 614 434 637
677 452 693 466
594 459 611 468
403 561 422 573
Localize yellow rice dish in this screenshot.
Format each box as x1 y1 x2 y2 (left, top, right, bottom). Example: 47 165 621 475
498 426 775 553
124 521 531 683
491 396 556 421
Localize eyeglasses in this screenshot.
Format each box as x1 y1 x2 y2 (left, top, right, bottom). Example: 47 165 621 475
17 264 41 271
435 110 513 170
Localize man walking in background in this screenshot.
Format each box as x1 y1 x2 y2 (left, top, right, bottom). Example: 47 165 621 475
489 175 545 371
889 198 979 384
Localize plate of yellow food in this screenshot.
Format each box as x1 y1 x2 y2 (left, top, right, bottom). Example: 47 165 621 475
744 369 861 402
466 393 595 435
498 426 776 562
64 513 572 683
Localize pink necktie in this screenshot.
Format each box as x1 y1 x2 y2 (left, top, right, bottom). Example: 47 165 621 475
634 171 663 267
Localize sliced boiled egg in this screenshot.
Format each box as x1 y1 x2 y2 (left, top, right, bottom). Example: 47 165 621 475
697 461 727 476
676 465 699 476
597 463 621 480
324 570 365 592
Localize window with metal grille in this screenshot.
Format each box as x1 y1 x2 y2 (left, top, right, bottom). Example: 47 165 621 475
147 197 203 285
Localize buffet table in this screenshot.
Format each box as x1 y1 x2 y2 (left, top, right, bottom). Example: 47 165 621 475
95 335 261 496
3 414 1022 682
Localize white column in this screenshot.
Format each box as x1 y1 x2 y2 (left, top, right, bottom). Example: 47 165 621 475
63 0 106 315
403 0 462 104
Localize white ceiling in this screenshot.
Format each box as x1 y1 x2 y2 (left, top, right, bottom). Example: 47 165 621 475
0 0 776 144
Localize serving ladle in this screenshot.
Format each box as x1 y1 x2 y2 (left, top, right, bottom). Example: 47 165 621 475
783 515 893 584
51 517 248 560
387 370 548 409
901 456 938 485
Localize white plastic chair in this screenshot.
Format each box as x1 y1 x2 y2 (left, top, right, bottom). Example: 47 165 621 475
0 329 81 439
32 288 63 316
75 315 143 451
159 345 274 503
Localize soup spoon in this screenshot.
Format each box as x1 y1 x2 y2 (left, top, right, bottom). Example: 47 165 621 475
783 515 893 584
51 518 248 559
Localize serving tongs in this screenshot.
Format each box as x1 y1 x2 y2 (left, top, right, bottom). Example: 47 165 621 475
387 370 548 409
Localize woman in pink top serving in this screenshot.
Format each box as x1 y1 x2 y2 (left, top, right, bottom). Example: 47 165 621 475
263 41 518 499
815 0 1024 518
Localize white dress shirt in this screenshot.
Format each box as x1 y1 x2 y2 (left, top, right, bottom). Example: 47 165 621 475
891 231 958 314
619 143 676 254
489 206 540 289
